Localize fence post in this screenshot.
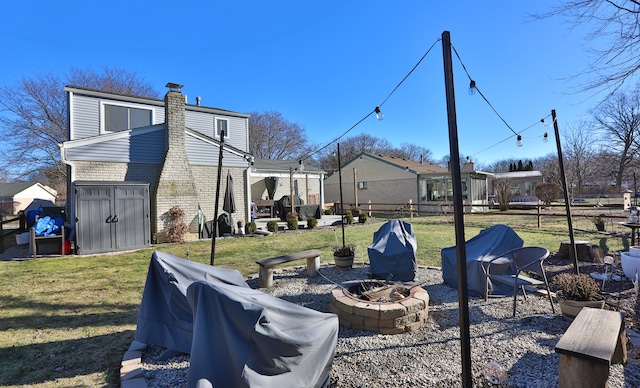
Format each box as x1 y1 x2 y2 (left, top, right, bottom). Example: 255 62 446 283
409 199 414 220
537 205 541 228
0 215 4 253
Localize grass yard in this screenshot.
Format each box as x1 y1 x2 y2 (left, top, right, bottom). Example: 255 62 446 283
0 209 632 387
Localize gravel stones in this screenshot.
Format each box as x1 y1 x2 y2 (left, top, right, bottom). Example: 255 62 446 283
142 264 640 387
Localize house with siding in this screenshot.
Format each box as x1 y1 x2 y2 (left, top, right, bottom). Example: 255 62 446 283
490 170 544 204
323 153 491 214
0 182 58 215
249 159 325 216
60 83 252 253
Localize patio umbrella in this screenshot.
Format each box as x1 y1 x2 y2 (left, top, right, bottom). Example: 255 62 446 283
223 171 237 233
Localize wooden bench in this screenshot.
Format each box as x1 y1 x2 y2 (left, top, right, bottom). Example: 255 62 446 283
30 225 65 259
256 249 323 288
555 307 627 388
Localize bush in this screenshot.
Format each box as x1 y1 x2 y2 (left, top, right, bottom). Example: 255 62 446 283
551 273 602 301
344 210 354 225
245 221 257 235
266 220 279 233
358 213 368 224
332 243 356 257
286 212 299 230
307 216 318 229
167 206 188 243
324 208 334 215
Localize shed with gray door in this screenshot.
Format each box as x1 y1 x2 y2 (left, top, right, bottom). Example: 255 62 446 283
72 181 150 254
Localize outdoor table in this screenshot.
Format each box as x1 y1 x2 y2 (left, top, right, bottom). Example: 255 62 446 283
619 222 640 246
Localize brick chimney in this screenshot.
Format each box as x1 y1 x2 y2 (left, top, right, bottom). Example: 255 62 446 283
153 83 199 242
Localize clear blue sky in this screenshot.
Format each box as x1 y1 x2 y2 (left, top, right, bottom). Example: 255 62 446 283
1 1 601 167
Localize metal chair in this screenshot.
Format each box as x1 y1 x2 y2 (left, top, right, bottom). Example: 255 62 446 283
484 246 556 317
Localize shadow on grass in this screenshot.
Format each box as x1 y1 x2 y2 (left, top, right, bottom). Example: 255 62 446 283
0 294 140 331
0 330 136 387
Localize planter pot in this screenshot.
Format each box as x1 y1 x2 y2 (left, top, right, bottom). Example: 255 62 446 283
557 298 605 321
334 255 354 269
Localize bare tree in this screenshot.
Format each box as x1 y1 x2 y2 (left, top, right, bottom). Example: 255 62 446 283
316 133 395 171
0 67 159 184
592 92 640 188
563 121 597 200
248 111 316 160
534 153 562 187
493 178 512 211
539 1 640 94
388 143 434 163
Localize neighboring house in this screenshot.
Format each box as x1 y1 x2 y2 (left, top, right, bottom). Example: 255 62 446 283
249 159 325 216
0 182 58 215
490 171 544 204
323 153 492 214
60 83 252 253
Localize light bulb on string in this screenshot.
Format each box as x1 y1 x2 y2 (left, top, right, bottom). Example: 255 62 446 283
375 106 384 120
298 159 305 172
468 80 476 95
541 118 547 126
516 134 523 147
543 132 548 143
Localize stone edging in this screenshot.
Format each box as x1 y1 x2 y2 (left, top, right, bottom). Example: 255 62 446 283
120 341 148 388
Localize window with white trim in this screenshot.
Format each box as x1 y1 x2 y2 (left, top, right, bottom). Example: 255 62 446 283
103 103 152 132
358 181 368 189
216 118 229 138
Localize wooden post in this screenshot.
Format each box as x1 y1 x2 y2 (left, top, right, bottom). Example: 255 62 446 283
368 200 372 218
442 30 472 387
353 168 358 212
537 204 541 228
289 167 295 215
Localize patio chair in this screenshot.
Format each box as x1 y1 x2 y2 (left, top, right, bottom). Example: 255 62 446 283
484 246 556 317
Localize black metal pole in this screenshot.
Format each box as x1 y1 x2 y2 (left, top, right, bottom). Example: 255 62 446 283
552 110 580 274
210 129 225 266
337 143 345 247
442 30 472 387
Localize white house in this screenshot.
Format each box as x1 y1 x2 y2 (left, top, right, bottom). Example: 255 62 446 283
0 182 57 214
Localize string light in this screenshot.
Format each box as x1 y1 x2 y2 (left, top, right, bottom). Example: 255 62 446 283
543 132 548 143
516 135 523 147
468 80 476 95
375 106 384 120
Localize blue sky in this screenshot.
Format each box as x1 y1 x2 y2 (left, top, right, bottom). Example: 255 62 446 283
1 1 603 166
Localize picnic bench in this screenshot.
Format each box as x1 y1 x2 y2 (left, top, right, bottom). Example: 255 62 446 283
555 307 627 388
256 249 323 288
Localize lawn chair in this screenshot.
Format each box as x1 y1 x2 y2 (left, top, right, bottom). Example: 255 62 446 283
484 246 556 317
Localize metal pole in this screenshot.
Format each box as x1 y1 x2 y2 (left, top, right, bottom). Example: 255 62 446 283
442 30 472 387
552 110 579 274
338 143 346 247
210 129 225 266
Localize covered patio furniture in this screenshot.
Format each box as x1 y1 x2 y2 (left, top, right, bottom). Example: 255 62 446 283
441 224 524 296
367 219 417 281
484 246 556 317
135 251 338 388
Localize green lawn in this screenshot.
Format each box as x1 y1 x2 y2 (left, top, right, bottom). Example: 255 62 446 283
0 211 631 387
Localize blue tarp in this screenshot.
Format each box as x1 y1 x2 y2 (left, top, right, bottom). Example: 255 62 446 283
441 224 523 296
34 216 63 236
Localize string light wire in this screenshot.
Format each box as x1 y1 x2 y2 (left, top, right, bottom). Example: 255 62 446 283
303 37 442 162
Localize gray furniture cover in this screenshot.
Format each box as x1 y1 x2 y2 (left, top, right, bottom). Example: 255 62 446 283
441 224 524 296
367 219 418 281
135 251 338 388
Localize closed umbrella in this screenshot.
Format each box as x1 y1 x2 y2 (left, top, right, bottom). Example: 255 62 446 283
223 172 237 234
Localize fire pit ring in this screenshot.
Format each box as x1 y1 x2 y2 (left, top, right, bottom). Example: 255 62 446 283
329 280 429 334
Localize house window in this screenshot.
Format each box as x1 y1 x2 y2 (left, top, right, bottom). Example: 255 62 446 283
103 103 152 132
216 118 229 138
358 181 368 189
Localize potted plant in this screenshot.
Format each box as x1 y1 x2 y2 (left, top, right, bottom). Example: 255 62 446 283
551 272 605 320
332 243 356 269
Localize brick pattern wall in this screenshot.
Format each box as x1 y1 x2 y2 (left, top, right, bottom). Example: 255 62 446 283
154 90 200 243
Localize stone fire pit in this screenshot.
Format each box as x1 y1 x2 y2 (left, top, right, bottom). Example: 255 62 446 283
329 280 429 334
